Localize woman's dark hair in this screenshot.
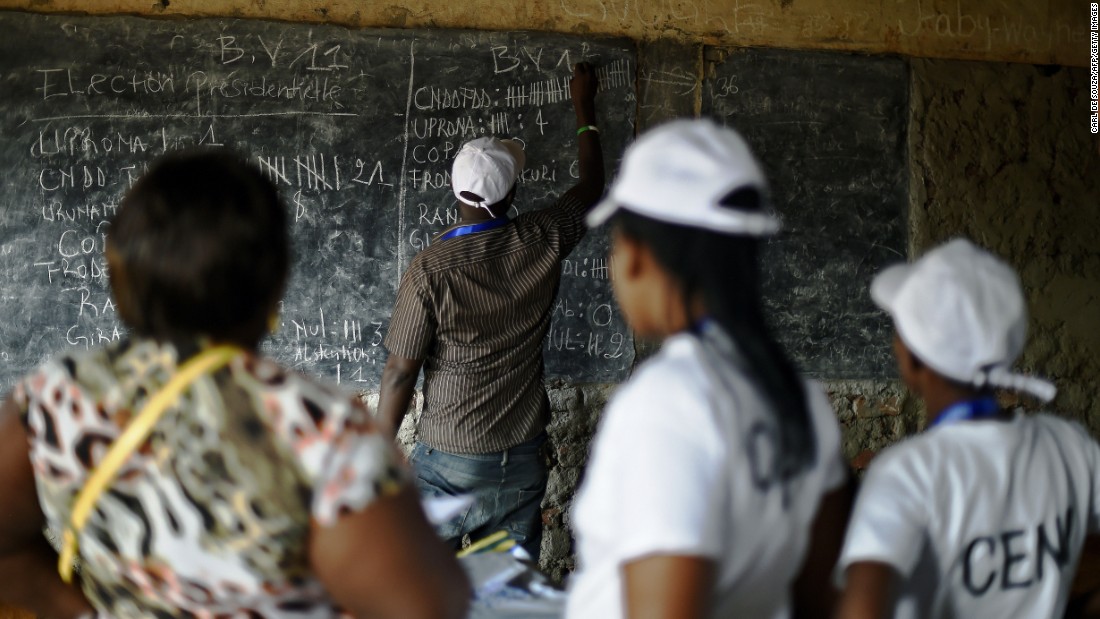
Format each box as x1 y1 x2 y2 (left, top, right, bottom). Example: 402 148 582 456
107 149 289 348
612 189 816 482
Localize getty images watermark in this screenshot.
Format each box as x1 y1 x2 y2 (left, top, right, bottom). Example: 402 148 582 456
1092 3 1098 133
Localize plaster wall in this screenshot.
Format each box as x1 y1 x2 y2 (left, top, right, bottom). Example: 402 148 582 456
0 0 1089 66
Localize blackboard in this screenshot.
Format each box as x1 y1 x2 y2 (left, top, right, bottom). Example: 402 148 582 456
0 12 637 393
703 47 908 378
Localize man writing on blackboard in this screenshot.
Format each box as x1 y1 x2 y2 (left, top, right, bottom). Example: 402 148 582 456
378 62 603 559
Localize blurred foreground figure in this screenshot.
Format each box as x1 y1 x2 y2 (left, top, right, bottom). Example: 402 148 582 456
566 119 852 619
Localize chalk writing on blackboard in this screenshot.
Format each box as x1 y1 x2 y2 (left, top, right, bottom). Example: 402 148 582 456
0 13 637 392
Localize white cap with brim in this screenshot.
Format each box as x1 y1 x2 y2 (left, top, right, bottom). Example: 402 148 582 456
586 118 780 236
871 238 1056 402
451 137 526 211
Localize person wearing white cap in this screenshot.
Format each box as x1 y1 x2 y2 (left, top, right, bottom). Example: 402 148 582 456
565 118 852 618
835 238 1100 618
377 63 604 558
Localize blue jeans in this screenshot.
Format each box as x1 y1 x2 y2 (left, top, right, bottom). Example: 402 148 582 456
410 433 547 559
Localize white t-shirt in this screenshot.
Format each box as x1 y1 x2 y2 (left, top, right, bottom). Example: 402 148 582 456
565 325 847 619
837 413 1100 619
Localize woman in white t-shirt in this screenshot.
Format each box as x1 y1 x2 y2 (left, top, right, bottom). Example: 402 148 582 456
565 119 853 619
835 239 1100 618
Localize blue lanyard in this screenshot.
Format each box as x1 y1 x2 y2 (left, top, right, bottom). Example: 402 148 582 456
438 217 509 241
690 317 713 335
929 397 1001 428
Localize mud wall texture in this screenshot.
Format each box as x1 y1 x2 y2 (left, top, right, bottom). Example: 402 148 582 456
0 0 1095 608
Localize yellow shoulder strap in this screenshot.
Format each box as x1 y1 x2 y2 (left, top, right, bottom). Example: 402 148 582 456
58 345 241 583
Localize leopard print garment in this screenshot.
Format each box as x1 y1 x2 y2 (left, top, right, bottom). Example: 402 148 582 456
14 338 407 617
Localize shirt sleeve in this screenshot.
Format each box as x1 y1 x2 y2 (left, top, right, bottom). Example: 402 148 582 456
261 371 409 526
593 377 726 563
835 447 930 584
383 264 436 360
308 398 409 525
525 191 588 260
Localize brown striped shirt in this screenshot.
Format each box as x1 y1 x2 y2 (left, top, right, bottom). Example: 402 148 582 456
384 192 587 453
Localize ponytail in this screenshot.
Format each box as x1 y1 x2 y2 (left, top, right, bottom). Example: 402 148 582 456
613 202 816 482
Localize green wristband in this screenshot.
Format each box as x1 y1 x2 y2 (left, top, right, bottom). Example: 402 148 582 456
577 125 599 136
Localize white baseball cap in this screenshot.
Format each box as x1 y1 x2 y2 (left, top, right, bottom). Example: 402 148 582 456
586 118 780 236
451 137 526 210
871 238 1056 402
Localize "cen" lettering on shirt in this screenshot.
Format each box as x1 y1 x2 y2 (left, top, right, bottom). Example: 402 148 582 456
960 508 1075 596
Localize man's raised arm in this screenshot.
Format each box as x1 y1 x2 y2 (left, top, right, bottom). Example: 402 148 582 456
566 62 604 209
